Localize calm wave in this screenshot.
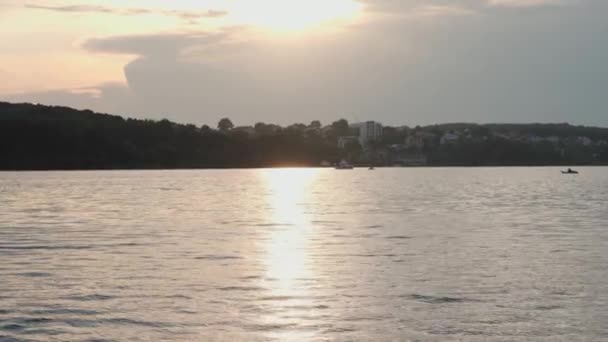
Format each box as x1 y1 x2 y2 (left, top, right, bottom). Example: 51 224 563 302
1 167 607 341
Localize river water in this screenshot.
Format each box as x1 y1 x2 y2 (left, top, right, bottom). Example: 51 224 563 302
1 167 607 341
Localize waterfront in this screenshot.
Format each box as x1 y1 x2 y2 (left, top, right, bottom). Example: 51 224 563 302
1 167 607 341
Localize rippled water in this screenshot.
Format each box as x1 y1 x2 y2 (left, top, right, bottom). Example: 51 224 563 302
1 167 608 341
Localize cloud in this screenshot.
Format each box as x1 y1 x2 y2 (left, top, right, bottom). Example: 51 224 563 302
359 0 579 14
27 4 122 14
25 3 227 21
409 5 476 17
486 0 573 8
0 2 18 13
82 30 237 58
9 0 608 127
360 0 479 15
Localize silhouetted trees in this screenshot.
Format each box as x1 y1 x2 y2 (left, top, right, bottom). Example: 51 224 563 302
0 103 340 170
217 118 234 132
255 122 281 136
309 120 322 130
331 119 350 136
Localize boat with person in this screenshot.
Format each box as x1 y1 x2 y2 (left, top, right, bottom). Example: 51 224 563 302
561 168 579 174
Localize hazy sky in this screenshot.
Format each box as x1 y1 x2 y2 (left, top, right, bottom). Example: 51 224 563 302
1 0 607 126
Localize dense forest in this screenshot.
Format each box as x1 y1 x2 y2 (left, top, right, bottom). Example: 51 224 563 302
1 101 607 170
0 102 339 170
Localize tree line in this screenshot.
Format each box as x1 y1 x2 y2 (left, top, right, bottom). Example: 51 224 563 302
0 102 344 170
0 101 607 170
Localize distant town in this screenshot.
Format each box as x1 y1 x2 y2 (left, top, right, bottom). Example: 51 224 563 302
1 101 608 170
329 120 608 166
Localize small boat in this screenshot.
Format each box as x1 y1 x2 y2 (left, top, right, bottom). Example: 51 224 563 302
335 160 354 170
561 168 579 174
368 166 375 170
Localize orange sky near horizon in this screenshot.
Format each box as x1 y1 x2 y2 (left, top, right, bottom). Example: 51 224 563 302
0 0 365 94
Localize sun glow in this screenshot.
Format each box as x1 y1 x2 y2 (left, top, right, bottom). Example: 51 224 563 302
226 0 364 32
99 0 364 32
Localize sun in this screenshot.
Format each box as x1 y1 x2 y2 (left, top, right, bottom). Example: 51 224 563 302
227 0 364 32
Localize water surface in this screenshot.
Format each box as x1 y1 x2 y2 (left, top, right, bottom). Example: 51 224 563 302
1 167 607 341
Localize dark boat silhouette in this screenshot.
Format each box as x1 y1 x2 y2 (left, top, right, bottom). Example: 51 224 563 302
561 168 579 174
335 160 354 170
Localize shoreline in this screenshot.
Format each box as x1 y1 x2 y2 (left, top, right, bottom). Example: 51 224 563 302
1 164 606 172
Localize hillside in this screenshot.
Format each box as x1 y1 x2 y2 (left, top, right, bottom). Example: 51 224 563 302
0 102 338 170
1 102 607 170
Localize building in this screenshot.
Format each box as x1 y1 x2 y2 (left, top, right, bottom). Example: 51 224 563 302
577 136 592 146
526 135 543 143
492 132 513 141
359 121 383 146
440 132 460 145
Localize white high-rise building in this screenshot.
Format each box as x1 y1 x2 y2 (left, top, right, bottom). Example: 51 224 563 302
359 121 383 146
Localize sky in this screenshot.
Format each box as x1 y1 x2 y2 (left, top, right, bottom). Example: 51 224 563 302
1 0 607 127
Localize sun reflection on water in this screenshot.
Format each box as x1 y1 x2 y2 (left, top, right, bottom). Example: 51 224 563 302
258 169 322 339
262 168 319 296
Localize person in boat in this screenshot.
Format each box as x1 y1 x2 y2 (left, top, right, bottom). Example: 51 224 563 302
568 168 573 173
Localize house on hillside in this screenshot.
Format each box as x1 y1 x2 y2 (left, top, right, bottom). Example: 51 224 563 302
492 132 513 141
577 136 592 146
526 135 543 143
405 132 437 149
440 132 460 145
